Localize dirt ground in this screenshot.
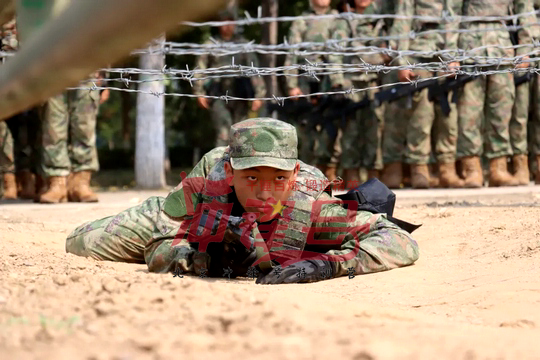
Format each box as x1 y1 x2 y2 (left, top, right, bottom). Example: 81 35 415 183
1 186 540 360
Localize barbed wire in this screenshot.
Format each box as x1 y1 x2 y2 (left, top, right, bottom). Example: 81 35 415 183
180 9 540 27
131 22 540 58
72 66 540 106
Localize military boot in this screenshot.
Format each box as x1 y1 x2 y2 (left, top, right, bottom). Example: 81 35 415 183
324 165 337 182
381 162 402 189
438 162 464 188
34 174 47 203
367 169 380 180
68 171 98 202
536 155 540 185
16 170 36 199
39 176 68 203
410 164 430 189
343 168 360 189
461 156 484 188
512 154 530 185
488 157 519 187
1 173 17 200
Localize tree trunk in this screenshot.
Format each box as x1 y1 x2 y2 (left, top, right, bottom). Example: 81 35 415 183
135 35 166 188
261 0 278 97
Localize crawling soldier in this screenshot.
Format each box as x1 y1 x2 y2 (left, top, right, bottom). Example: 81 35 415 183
66 118 419 284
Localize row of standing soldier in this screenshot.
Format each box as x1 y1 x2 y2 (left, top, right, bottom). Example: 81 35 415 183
196 0 540 189
0 18 107 202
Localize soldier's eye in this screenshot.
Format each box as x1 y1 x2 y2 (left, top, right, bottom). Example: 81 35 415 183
276 176 286 181
247 176 257 182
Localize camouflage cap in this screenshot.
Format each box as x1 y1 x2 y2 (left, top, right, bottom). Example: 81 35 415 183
229 118 298 171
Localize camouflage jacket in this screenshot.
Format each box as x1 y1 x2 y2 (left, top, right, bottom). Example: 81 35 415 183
144 147 420 279
1 19 17 52
456 0 536 61
284 8 348 90
193 33 265 98
390 0 460 65
330 3 388 85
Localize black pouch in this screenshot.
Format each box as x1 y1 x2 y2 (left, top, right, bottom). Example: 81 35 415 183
336 178 421 234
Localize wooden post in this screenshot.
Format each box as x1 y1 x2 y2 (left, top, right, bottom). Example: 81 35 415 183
261 0 278 97
135 35 166 189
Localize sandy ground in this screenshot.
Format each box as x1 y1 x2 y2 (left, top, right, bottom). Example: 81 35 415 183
1 186 540 360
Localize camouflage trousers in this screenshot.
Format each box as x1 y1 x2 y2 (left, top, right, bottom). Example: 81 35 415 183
404 68 459 165
0 121 14 174
6 109 42 174
340 80 383 170
41 89 100 177
382 72 409 164
457 71 515 159
209 100 250 147
510 80 530 155
529 73 540 155
66 196 181 264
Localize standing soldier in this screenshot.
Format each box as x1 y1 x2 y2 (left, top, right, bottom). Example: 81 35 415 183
529 0 540 184
390 0 464 189
194 9 265 147
456 0 535 187
284 0 345 180
330 0 387 187
0 19 17 200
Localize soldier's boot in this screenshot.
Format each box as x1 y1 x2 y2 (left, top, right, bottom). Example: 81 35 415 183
536 155 540 185
367 169 380 180
512 154 530 186
16 170 36 199
410 164 430 189
68 171 98 203
324 165 337 182
381 163 403 189
461 156 484 188
343 168 360 189
39 176 68 204
438 162 464 188
488 157 519 187
34 174 47 203
1 173 17 200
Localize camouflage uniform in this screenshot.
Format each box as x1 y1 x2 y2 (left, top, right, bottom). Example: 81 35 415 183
193 34 266 147
41 86 101 177
0 20 16 176
331 2 388 181
66 118 419 283
390 0 462 188
456 0 535 186
285 8 345 169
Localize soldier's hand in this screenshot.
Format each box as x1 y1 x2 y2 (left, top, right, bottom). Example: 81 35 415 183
197 97 210 109
517 56 530 69
447 62 460 74
251 100 263 112
100 89 110 104
256 260 335 284
289 87 303 100
398 69 415 83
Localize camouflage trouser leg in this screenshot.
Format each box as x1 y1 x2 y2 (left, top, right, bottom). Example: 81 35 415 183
295 119 316 165
404 80 434 165
341 82 381 170
382 71 409 164
0 121 15 174
41 93 70 177
314 118 341 167
433 95 458 163
373 103 385 170
209 100 233 147
68 89 100 173
531 74 540 155
66 196 183 263
510 81 530 155
458 72 515 159
7 109 42 173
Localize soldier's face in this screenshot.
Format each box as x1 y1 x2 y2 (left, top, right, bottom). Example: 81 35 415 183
225 163 300 221
311 0 331 8
354 0 372 8
219 23 236 39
